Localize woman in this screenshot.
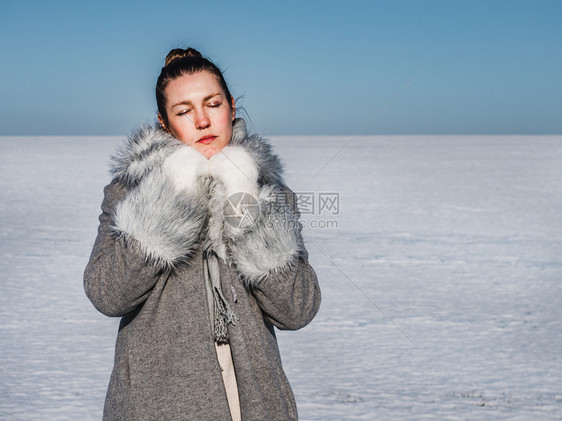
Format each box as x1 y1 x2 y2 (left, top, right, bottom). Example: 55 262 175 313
84 48 321 421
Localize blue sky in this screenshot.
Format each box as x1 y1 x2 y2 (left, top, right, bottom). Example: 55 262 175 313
1 0 561 135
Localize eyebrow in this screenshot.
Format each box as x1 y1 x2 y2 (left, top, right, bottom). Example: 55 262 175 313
171 93 221 109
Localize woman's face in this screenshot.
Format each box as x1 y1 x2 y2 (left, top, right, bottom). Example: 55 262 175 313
159 71 235 159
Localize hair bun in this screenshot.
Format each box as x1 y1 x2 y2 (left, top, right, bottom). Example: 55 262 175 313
164 48 203 66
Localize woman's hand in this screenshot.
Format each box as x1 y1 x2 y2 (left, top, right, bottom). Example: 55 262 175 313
208 146 258 198
162 146 209 193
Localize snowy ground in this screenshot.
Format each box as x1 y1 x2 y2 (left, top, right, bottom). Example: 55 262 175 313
1 134 561 420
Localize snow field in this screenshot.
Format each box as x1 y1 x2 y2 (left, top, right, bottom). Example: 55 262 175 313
1 135 561 420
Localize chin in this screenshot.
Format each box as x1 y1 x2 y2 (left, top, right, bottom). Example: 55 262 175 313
198 146 220 159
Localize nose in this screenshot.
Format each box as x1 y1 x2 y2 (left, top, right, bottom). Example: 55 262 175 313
194 110 210 130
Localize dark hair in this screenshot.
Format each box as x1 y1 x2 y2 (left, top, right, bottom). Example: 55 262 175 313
156 48 233 125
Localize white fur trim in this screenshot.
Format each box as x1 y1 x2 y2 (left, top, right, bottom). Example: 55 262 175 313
224 185 304 287
113 168 207 270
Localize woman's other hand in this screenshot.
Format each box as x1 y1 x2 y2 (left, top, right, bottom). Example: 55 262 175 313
208 146 258 198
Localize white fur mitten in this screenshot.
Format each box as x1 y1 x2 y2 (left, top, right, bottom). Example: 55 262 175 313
162 146 209 193
208 146 258 198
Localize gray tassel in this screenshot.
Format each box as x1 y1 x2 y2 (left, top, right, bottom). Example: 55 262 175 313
204 251 238 344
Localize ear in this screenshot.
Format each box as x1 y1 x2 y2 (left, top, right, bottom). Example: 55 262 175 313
158 114 168 132
230 97 236 121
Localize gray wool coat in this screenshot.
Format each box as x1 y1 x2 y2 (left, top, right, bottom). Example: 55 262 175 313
84 119 321 421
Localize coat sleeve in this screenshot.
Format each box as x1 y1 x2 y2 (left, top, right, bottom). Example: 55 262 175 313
83 170 207 317
251 254 321 331
226 185 321 330
83 180 161 317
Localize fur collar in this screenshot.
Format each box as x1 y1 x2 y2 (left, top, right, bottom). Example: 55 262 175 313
110 118 303 283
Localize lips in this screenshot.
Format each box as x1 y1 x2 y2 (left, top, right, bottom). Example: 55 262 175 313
197 135 217 144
